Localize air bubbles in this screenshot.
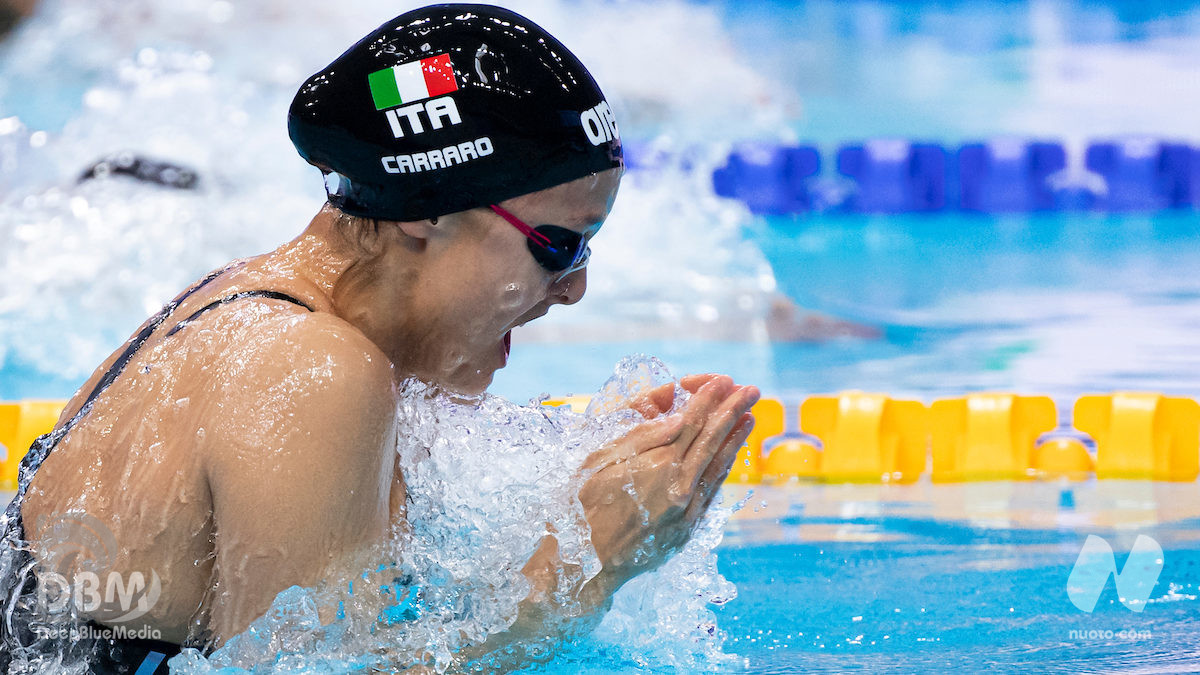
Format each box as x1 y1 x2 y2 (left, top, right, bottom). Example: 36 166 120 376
68 196 89 219
586 355 683 416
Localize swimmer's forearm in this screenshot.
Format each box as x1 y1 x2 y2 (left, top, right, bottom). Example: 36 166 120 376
448 536 618 669
449 585 612 670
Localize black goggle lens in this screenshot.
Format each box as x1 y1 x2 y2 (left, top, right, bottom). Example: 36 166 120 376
527 225 589 273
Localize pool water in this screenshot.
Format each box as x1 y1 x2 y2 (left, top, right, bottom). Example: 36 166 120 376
714 482 1200 673
500 479 1200 673
745 210 1200 402
494 208 1200 406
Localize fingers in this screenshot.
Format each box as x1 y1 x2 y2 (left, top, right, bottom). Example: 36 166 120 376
582 413 685 469
629 381 678 419
707 411 756 488
672 376 737 463
687 411 755 520
585 377 737 471
677 383 757 508
679 373 722 394
680 380 755 469
630 374 738 417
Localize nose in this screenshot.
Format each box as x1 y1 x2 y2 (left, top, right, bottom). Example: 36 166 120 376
548 267 587 305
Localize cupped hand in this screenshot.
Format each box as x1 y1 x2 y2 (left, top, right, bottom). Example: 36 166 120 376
579 375 759 589
627 373 728 420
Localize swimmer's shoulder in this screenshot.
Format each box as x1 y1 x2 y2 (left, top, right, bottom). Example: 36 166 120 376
200 307 398 467
151 256 394 408
198 310 399 637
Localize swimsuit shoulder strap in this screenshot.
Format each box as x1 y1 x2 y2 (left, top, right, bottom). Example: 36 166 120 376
52 274 313 445
166 290 314 337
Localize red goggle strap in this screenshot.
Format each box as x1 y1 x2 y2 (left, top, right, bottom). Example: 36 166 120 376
489 204 553 249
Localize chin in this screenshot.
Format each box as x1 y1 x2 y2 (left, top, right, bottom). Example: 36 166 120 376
444 367 496 396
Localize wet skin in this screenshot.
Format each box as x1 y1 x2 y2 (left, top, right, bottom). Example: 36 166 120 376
20 166 759 653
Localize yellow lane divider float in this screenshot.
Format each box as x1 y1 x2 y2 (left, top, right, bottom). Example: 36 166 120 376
0 400 66 491
546 390 1200 484
930 393 1057 482
2 391 1199 486
1074 392 1200 481
799 393 928 483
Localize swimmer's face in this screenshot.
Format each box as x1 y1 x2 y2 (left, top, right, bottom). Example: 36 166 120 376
414 167 622 394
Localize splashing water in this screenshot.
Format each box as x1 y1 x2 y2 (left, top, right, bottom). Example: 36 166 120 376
0 0 787 387
160 355 741 673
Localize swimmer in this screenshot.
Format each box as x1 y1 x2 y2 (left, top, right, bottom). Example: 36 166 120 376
79 153 200 190
0 4 758 671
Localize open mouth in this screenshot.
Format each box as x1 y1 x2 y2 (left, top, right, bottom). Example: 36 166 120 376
503 330 512 362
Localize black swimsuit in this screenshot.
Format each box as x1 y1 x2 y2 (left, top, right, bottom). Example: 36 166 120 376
0 266 312 674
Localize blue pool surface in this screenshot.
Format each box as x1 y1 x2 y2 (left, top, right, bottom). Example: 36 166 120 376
712 483 1200 673
718 530 1200 672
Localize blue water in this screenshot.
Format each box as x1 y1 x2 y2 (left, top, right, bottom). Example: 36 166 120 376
714 483 1200 673
756 211 1200 315
743 210 1200 400
491 209 1200 405
715 0 1200 144
492 481 1200 673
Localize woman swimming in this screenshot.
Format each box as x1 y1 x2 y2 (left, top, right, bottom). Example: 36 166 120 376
0 4 758 671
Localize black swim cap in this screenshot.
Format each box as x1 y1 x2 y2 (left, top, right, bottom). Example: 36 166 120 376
288 3 623 222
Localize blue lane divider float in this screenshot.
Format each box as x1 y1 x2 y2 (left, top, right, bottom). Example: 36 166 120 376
704 138 1200 214
711 143 819 214
958 140 1065 212
1085 139 1195 211
836 140 946 213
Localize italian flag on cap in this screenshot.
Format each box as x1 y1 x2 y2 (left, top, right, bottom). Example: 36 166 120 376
368 54 459 110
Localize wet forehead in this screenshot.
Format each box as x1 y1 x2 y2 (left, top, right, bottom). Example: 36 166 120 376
569 212 607 234
512 195 612 234
504 168 620 234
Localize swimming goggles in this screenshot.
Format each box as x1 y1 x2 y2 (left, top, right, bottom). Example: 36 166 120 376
489 204 591 278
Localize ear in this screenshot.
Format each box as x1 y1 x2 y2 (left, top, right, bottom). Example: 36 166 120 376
395 217 439 241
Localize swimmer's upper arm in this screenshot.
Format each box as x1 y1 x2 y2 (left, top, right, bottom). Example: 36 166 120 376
202 311 398 642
